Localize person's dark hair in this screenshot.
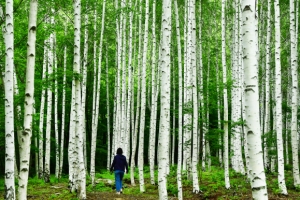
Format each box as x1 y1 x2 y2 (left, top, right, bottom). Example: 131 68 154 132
116 148 123 155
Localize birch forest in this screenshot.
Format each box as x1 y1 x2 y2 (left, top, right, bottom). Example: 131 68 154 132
1 0 300 199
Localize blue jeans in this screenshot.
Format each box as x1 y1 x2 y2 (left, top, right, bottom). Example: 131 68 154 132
114 170 124 192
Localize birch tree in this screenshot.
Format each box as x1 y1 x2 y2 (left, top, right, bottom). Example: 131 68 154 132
274 0 288 194
241 1 268 199
18 0 38 199
90 0 106 185
44 12 54 183
264 0 271 170
4 0 15 198
222 0 230 189
189 0 200 193
158 0 171 198
289 0 300 187
174 1 183 198
138 0 150 192
149 0 158 185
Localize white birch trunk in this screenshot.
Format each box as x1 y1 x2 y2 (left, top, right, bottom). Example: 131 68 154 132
241 2 268 199
125 0 133 165
138 0 149 192
44 13 54 183
4 0 15 198
264 0 271 170
149 0 158 185
81 3 89 173
222 0 230 189
290 0 300 187
18 0 38 199
174 1 183 198
274 0 288 194
90 0 106 185
39 40 47 179
54 41 59 179
106 47 111 170
59 23 67 177
73 0 86 198
158 0 171 198
189 0 199 193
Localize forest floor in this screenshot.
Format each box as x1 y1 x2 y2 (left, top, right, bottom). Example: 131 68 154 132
1 166 300 199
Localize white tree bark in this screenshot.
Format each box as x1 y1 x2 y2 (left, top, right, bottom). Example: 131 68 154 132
263 0 271 170
189 0 199 193
106 46 111 170
18 0 38 199
138 0 149 192
222 0 230 190
241 2 268 199
54 40 59 179
4 0 15 198
39 40 47 179
158 0 171 198
73 0 86 198
274 0 288 195
290 0 300 187
59 21 67 178
131 1 142 185
90 0 106 186
174 1 183 198
149 0 158 185
44 12 54 183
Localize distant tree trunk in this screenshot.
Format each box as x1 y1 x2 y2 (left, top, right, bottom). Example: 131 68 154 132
131 0 142 185
264 0 271 170
13 71 21 179
54 48 59 178
125 0 134 163
158 0 171 198
222 0 230 189
138 0 149 192
290 0 300 187
59 21 67 178
44 12 54 183
149 0 158 185
39 39 47 179
241 1 268 199
105 48 111 171
174 1 183 198
18 0 38 199
81 3 89 173
274 0 288 195
90 0 106 186
4 0 15 198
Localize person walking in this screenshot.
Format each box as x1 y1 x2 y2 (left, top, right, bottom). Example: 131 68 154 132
110 148 129 194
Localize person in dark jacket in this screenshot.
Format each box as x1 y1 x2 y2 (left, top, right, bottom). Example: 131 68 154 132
110 148 128 194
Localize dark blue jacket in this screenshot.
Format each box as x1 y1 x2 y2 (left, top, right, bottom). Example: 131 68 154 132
110 154 129 172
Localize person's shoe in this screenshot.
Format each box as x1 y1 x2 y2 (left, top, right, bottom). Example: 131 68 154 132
120 189 123 194
116 191 120 195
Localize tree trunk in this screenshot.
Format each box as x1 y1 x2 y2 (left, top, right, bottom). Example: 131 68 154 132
18 0 38 199
290 0 300 187
222 0 230 190
158 0 171 198
4 0 16 198
241 1 268 199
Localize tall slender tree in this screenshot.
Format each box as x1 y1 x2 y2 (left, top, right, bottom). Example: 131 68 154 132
241 1 268 199
289 0 300 187
4 0 15 198
158 0 171 198
274 0 288 194
18 0 38 199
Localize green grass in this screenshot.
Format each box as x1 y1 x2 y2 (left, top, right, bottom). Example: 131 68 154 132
1 165 300 199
